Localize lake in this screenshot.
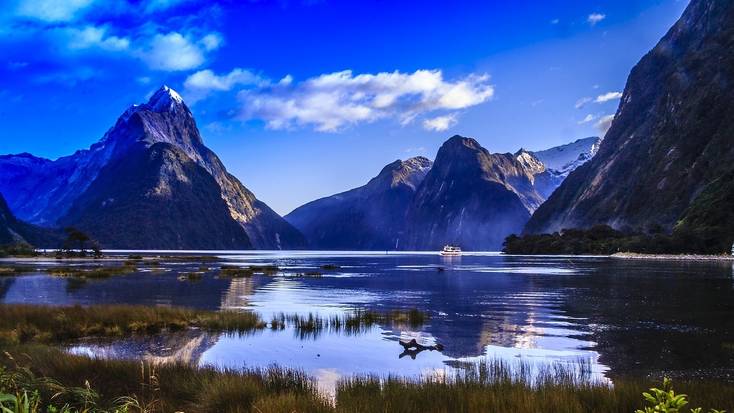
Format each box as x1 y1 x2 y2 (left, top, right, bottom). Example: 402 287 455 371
2 251 733 391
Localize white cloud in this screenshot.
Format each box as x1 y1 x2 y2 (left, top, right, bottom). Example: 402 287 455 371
184 68 268 102
423 114 457 131
238 69 494 132
587 13 606 26
16 0 95 22
199 33 222 51
575 97 592 109
594 91 622 103
595 114 615 134
578 114 596 124
62 25 130 51
550 18 560 25
140 32 216 71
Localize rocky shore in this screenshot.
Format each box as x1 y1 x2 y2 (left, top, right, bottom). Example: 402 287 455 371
612 252 734 261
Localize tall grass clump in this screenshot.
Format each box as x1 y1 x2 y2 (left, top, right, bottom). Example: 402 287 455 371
0 304 265 345
0 346 332 413
335 360 734 413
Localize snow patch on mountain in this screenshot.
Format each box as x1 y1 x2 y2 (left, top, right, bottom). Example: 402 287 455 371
532 136 602 177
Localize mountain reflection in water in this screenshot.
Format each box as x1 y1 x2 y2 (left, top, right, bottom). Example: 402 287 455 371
3 251 734 386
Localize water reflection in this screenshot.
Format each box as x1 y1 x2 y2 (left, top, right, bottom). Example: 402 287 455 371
4 252 734 385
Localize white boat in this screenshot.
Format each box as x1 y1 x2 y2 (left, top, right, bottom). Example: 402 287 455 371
440 245 462 256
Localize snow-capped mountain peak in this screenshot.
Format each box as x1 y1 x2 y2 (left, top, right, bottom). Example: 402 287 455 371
147 85 185 112
532 136 602 176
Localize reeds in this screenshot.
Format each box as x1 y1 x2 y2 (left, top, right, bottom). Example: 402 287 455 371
0 346 332 413
2 347 732 413
44 263 138 279
0 304 266 345
334 360 734 413
269 309 429 338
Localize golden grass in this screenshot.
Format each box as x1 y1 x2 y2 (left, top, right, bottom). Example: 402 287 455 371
0 304 265 345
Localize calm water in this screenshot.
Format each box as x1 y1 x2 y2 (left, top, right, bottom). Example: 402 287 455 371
2 251 734 389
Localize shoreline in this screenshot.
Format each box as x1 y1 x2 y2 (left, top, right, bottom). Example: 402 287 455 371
611 252 734 261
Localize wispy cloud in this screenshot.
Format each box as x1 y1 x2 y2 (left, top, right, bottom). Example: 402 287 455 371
595 114 615 134
184 68 269 102
576 91 622 109
423 114 458 131
577 114 596 124
61 25 130 52
15 0 96 22
575 97 592 109
237 69 494 132
594 91 622 103
139 32 220 71
587 13 606 26
2 1 224 78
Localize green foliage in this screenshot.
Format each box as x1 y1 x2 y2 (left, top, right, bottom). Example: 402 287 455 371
635 378 726 413
0 243 37 259
58 228 101 259
503 225 731 255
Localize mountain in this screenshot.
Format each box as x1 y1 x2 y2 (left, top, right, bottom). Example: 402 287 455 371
286 134 600 251
516 137 601 199
285 157 432 249
0 193 60 248
531 137 602 177
525 0 734 243
0 86 306 250
401 136 539 250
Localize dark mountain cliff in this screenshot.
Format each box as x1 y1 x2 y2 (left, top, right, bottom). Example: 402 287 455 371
402 136 534 250
525 0 734 242
0 86 305 249
285 157 432 250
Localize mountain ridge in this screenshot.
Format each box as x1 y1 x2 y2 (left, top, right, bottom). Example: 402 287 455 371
525 0 734 243
0 86 306 249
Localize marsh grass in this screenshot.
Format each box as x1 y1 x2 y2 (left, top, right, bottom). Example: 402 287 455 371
44 263 138 279
1 347 732 413
0 265 37 276
269 309 429 338
178 272 203 281
0 346 332 413
294 271 324 278
0 304 266 345
335 360 734 413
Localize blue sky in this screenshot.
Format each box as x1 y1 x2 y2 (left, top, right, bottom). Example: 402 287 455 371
0 0 688 214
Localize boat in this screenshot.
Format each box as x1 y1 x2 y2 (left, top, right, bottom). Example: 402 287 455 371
440 245 462 256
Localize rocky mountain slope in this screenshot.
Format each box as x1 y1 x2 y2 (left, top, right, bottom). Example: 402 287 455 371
0 193 60 248
525 0 734 241
287 134 600 250
285 157 432 250
0 86 305 249
402 136 538 250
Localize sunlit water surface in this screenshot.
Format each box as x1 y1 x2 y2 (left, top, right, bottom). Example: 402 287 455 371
2 251 734 390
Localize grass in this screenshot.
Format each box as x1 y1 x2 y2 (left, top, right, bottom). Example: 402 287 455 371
0 265 37 276
335 360 734 413
270 309 429 338
294 271 323 278
0 304 266 345
44 263 138 279
177 272 203 281
0 346 331 413
1 347 733 413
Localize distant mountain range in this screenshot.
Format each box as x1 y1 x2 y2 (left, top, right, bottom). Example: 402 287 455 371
525 0 734 251
286 135 600 250
0 86 305 250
